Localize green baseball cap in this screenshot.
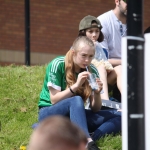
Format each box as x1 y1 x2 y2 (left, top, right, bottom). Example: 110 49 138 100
79 15 102 31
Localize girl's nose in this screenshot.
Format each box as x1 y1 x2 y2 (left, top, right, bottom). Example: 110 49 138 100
93 32 96 36
85 57 90 62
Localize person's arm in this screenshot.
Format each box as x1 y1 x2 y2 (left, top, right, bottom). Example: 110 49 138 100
49 84 78 104
98 15 109 54
89 93 102 112
49 71 90 104
108 58 121 67
89 78 103 112
98 13 120 67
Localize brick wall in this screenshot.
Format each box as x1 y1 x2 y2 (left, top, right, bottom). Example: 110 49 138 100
0 0 25 51
0 0 150 65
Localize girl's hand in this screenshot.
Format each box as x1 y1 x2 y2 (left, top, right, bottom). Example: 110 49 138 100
94 78 103 94
75 71 89 87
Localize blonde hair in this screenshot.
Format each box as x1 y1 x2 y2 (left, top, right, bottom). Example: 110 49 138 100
65 36 95 102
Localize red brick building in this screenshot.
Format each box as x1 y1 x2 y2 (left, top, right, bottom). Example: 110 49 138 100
0 0 150 65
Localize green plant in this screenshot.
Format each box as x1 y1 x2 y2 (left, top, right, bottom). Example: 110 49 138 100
0 65 121 150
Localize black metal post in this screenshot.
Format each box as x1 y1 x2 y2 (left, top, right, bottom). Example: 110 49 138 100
127 0 145 149
25 0 30 66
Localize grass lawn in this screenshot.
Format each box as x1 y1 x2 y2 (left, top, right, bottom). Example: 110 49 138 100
0 65 122 150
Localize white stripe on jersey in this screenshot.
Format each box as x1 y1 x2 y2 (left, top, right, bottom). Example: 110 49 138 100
51 57 64 73
47 82 61 91
55 60 64 73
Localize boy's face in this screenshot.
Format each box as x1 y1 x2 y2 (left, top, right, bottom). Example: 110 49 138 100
85 23 100 43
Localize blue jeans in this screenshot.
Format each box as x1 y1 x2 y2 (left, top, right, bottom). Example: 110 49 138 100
85 109 121 141
38 96 121 141
39 96 90 137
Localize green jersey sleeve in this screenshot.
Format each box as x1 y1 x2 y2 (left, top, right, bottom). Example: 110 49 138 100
39 56 66 107
47 56 66 91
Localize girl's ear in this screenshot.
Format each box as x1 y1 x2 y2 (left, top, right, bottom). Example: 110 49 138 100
115 0 120 6
71 49 75 55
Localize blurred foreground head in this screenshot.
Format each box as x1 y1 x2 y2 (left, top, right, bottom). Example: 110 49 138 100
28 115 87 150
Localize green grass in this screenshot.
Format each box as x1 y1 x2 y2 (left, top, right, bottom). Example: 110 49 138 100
0 65 122 150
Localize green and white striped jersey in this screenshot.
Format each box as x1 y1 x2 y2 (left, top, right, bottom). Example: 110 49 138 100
38 56 99 107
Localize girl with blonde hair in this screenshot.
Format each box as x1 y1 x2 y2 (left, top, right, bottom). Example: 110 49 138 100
37 36 121 150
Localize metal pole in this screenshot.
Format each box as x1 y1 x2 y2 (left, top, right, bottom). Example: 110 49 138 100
25 0 30 66
122 0 145 149
144 33 150 150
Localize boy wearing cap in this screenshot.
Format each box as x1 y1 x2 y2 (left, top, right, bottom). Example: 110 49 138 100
97 0 127 67
78 15 122 101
